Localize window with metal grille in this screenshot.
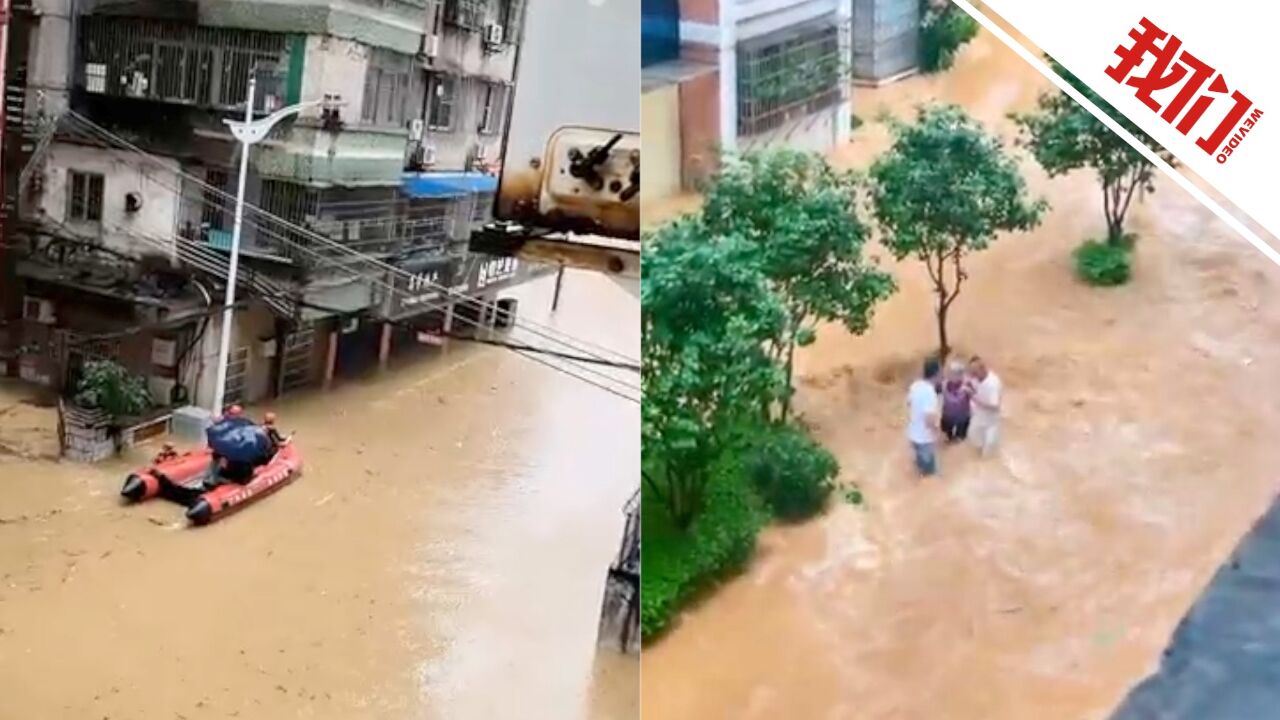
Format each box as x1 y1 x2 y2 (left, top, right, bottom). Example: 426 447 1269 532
202 169 230 230
361 48 414 127
427 73 457 131
471 193 494 222
78 17 289 110
445 0 487 29
737 22 844 136
477 83 506 135
68 171 104 223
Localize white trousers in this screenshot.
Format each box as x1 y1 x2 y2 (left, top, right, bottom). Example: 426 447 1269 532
969 417 1000 456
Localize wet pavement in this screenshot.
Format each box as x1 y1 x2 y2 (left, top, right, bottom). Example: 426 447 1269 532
0 270 638 719
641 29 1280 720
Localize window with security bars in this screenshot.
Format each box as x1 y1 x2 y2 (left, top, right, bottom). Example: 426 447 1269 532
427 73 457 131
361 48 415 127
477 83 507 135
68 171 104 223
202 169 230 230
78 16 289 110
737 23 844 136
445 0 487 29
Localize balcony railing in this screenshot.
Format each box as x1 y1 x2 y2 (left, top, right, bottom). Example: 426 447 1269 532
79 17 293 111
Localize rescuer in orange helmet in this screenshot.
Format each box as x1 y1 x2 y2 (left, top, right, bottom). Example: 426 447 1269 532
263 411 288 454
153 441 179 465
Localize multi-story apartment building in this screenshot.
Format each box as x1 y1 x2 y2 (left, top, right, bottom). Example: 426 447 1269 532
641 0 918 201
1 0 535 409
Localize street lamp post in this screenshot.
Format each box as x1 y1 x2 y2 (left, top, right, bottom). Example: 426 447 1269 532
210 76 326 415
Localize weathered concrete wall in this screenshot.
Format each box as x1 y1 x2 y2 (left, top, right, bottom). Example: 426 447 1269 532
678 70 719 189
199 0 428 55
254 126 409 185
851 0 919 82
40 143 183 258
641 84 682 203
192 301 280 409
27 0 74 117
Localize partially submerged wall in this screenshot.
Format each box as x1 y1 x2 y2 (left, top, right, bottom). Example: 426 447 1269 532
851 0 919 84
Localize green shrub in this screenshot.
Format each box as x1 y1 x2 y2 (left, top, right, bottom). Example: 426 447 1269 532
1074 239 1132 286
920 1 980 73
641 454 767 641
748 424 839 521
73 359 152 419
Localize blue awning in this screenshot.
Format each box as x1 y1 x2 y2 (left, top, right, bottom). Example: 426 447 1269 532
401 172 498 199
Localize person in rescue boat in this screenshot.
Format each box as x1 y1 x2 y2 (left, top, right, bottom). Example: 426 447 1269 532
263 412 289 454
153 442 179 464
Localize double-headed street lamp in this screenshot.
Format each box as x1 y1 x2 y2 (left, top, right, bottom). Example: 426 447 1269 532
210 76 329 415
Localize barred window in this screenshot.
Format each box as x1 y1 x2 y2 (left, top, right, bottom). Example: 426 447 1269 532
68 171 104 223
78 17 288 110
477 83 507 135
445 0 487 29
737 23 843 136
427 73 457 131
361 48 414 127
202 169 230 230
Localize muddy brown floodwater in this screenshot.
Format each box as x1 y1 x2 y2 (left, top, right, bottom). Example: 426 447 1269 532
0 270 638 719
642 30 1280 720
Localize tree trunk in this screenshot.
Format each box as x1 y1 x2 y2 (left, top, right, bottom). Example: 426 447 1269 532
780 340 797 422
936 301 950 361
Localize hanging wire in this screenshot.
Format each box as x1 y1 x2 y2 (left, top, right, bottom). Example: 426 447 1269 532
60 111 640 369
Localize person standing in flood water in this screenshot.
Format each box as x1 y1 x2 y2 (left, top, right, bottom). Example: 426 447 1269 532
907 357 942 476
967 356 1003 456
939 360 972 442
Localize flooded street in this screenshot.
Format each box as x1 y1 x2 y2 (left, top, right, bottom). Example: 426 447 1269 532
0 270 638 719
642 30 1280 720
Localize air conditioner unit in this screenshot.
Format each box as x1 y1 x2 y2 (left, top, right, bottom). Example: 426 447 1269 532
258 338 278 358
485 23 504 46
422 144 438 166
424 34 441 59
22 297 54 325
409 118 425 141
474 144 489 161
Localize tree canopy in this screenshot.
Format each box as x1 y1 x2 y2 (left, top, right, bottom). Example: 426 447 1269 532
872 104 1046 357
1013 58 1175 244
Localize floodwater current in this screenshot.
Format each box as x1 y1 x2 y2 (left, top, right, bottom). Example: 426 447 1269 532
0 270 639 719
641 29 1280 720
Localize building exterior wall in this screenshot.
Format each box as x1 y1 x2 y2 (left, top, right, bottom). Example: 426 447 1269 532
198 0 429 55
677 71 719 188
39 143 183 257
192 301 281 409
641 84 682 203
850 0 918 82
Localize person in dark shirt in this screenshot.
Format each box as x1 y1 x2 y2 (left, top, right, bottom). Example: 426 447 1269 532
939 361 973 442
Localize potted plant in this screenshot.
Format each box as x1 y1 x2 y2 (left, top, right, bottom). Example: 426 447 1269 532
71 359 153 442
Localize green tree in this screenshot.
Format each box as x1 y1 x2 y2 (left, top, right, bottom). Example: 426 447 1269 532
642 220 787 530
73 359 152 419
1012 59 1175 246
919 0 979 73
701 149 896 420
871 105 1046 359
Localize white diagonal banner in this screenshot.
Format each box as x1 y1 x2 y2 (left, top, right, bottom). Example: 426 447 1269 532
960 0 1280 249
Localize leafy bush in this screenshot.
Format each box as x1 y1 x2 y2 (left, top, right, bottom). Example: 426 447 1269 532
748 424 839 521
1074 239 1132 287
920 1 980 73
641 454 767 641
73 359 152 419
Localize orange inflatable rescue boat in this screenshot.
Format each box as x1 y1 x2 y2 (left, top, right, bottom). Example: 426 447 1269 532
121 441 302 524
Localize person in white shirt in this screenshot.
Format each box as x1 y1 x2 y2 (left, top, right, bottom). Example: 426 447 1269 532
906 357 942 476
967 356 1002 457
